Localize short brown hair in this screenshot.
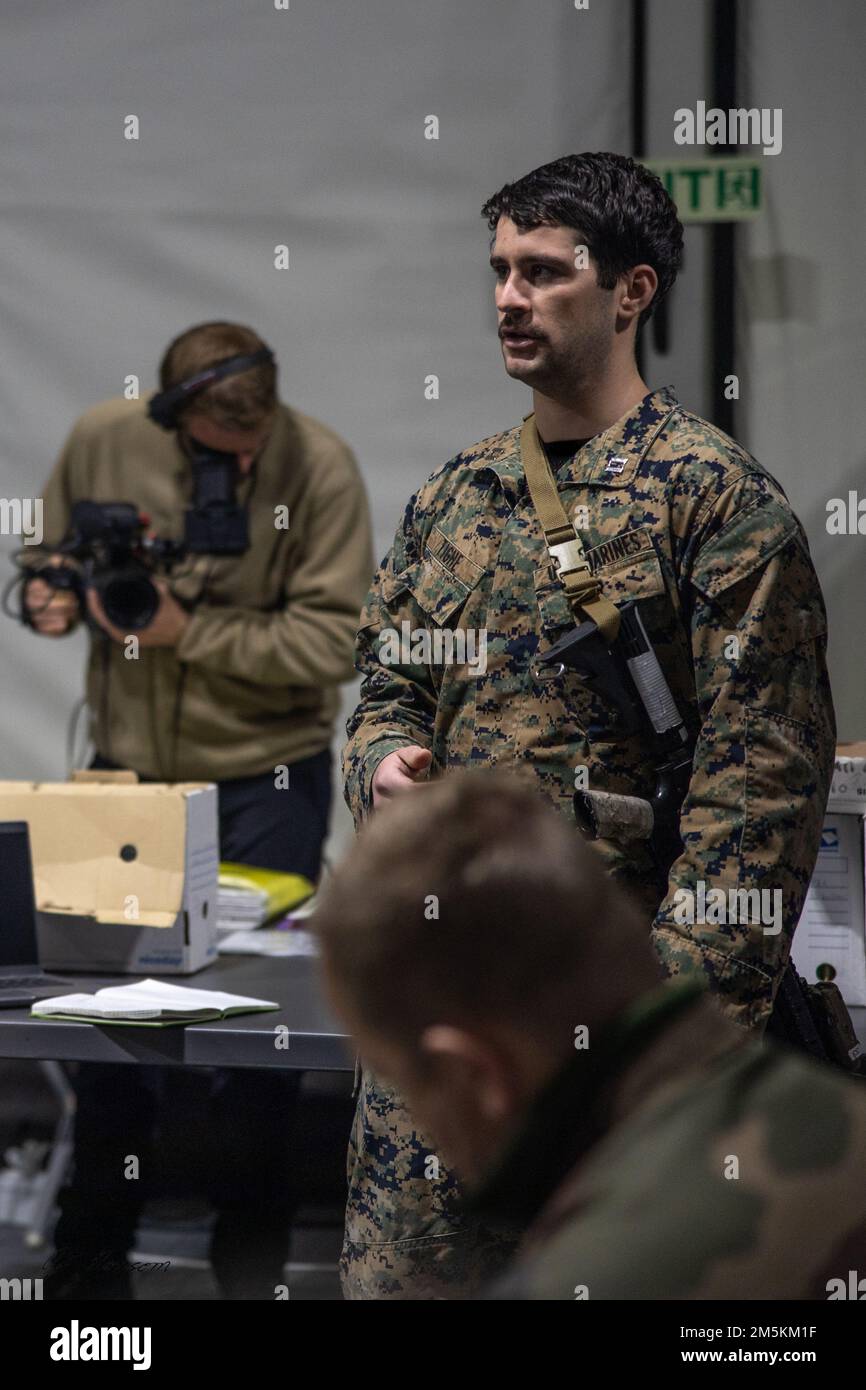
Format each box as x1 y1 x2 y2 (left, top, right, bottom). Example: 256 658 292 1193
315 770 659 1052
158 321 278 432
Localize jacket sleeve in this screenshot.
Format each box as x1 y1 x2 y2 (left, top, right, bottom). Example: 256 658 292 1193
651 475 836 1033
19 426 87 631
175 464 373 688
341 494 439 828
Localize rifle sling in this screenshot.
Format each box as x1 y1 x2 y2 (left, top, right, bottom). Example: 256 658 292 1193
520 413 621 643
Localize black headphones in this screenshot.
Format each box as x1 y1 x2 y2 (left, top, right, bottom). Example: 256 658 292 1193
147 349 276 431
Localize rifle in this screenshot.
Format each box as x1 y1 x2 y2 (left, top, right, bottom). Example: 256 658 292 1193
532 599 693 874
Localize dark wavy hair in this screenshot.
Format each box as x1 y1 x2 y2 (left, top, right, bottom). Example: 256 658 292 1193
481 152 683 327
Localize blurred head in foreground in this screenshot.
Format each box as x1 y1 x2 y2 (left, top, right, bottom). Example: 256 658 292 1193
315 770 662 1185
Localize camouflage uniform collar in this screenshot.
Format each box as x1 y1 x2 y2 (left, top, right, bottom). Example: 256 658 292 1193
473 385 680 493
557 384 680 487
466 978 705 1228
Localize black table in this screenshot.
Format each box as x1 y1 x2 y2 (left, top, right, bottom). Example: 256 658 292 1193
3 957 861 1072
0 954 353 1072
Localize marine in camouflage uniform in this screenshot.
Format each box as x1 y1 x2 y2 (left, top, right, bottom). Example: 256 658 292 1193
339 385 836 1298
481 980 866 1301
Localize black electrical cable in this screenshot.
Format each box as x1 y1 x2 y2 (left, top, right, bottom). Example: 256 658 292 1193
2 552 60 622
96 630 113 765
1 567 26 621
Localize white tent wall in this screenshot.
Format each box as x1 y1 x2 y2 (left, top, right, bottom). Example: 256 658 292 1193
737 0 865 740
1 1 860 870
0 0 628 862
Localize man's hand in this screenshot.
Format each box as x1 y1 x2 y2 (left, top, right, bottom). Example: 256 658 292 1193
24 559 80 636
86 580 190 648
371 745 433 809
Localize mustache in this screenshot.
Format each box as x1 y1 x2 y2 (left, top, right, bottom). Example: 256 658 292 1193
499 325 543 339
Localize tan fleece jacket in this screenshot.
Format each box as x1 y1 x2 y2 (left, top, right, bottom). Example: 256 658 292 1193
36 396 373 781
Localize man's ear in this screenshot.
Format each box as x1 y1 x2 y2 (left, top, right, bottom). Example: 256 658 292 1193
617 263 657 326
419 1024 514 1122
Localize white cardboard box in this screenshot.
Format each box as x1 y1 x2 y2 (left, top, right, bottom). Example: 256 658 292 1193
793 744 866 1006
0 774 219 975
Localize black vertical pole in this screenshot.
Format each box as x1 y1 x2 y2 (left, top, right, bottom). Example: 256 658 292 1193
711 0 737 434
631 0 646 157
631 0 647 377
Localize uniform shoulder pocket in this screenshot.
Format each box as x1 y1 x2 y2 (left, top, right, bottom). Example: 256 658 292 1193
693 530 827 658
689 492 798 601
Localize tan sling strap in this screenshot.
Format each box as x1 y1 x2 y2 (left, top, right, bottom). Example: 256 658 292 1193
520 412 622 643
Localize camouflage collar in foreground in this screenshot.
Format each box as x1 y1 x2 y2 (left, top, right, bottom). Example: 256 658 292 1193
466 978 705 1228
472 384 680 492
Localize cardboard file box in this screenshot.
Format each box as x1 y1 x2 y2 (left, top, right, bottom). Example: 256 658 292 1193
0 774 219 975
793 744 866 1006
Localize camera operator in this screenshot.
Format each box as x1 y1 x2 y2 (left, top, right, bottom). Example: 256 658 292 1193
23 319 374 1299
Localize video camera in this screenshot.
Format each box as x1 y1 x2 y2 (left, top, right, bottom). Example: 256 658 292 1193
16 442 250 632
10 347 273 632
22 501 180 631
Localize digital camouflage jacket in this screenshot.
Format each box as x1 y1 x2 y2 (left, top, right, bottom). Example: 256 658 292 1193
343 386 835 1031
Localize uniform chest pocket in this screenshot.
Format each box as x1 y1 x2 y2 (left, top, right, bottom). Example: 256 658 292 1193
410 559 475 626
534 548 667 637
385 544 484 629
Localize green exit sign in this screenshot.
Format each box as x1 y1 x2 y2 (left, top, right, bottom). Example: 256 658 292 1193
642 157 763 222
